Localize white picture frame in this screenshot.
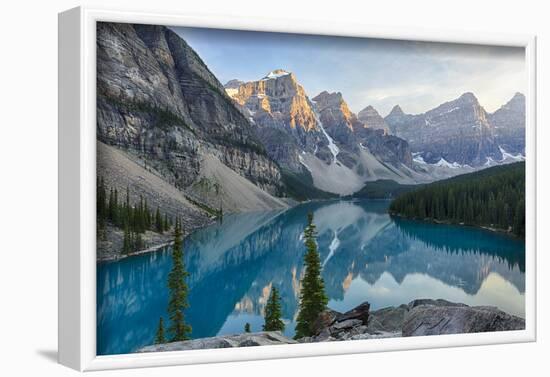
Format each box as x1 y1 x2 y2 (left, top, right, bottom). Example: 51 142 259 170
58 6 537 371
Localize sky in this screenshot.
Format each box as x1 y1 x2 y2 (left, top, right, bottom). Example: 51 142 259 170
171 26 525 116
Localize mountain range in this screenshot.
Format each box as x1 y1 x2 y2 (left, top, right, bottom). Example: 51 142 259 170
96 23 526 220
224 70 525 195
384 92 526 166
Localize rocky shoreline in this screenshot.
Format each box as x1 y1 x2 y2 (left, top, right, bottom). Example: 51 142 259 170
138 299 525 352
97 240 174 263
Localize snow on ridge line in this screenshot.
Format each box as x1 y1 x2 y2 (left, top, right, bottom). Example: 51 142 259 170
262 70 291 80
498 146 525 162
434 157 460 169
411 153 473 169
413 154 428 165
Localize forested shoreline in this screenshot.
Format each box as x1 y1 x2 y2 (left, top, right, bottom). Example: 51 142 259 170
389 162 525 237
97 177 174 254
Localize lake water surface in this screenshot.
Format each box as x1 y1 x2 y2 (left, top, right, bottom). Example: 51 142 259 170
97 200 525 355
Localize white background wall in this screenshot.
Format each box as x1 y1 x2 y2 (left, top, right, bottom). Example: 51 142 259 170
0 0 547 375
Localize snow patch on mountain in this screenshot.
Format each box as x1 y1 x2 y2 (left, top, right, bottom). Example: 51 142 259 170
314 110 340 161
499 146 525 162
442 106 460 115
413 153 428 165
262 70 291 80
434 158 463 169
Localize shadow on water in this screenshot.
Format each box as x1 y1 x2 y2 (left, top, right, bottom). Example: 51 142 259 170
97 199 525 355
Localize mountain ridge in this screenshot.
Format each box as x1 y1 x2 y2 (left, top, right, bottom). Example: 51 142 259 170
384 91 525 167
97 23 289 216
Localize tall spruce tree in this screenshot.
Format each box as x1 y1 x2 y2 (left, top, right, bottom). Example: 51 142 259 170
97 177 107 238
164 213 169 232
294 213 328 339
155 207 163 234
167 219 192 341
263 287 285 332
155 317 166 344
122 224 131 254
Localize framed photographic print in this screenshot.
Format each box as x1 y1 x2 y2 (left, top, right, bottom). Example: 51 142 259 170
58 6 536 371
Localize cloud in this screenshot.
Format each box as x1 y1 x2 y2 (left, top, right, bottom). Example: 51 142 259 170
171 26 525 115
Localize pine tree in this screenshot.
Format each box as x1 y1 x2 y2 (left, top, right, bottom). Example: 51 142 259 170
97 176 107 238
144 198 151 229
164 213 169 232
155 317 166 344
122 224 131 254
263 287 285 332
113 188 119 226
155 207 163 234
294 213 328 339
244 323 251 333
108 188 115 221
167 220 192 341
135 231 144 250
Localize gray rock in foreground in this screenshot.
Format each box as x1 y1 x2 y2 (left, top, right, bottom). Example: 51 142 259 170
307 299 524 343
138 299 525 352
138 331 296 353
402 304 525 337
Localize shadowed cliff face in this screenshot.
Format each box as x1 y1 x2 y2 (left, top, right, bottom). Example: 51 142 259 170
358 105 390 134
96 23 285 205
385 92 525 167
489 92 526 154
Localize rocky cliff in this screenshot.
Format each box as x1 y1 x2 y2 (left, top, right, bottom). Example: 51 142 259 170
97 23 287 213
488 92 526 154
385 92 525 167
300 299 524 343
226 74 420 195
228 69 331 171
357 105 390 134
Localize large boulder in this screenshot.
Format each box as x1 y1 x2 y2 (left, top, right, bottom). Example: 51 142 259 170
338 302 370 325
138 331 296 352
311 309 340 336
408 298 467 310
367 304 409 333
402 305 525 337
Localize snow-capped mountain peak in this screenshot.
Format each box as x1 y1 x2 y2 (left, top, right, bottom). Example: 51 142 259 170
262 69 292 80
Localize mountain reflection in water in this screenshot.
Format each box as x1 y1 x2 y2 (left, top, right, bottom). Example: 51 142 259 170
97 199 525 355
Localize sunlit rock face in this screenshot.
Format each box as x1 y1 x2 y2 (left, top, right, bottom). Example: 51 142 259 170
231 69 319 132
226 70 331 171
312 91 359 152
313 91 357 131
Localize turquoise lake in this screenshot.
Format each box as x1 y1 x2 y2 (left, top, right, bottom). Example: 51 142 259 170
97 200 525 355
